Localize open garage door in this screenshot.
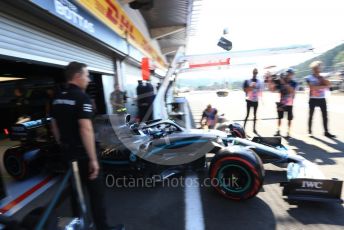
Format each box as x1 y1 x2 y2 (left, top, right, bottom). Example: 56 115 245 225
0 59 107 139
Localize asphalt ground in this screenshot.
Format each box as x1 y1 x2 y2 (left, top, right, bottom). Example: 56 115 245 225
105 91 344 230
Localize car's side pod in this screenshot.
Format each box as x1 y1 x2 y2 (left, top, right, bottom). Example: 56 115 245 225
209 146 264 201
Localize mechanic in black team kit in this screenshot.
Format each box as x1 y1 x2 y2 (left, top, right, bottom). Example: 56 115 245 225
51 62 124 230
267 69 297 138
243 68 262 134
306 61 335 138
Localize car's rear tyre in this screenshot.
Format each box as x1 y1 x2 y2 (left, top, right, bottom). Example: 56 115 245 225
4 147 45 180
4 149 27 180
209 149 264 200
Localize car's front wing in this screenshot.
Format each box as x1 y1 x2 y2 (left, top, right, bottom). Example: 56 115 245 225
227 136 343 203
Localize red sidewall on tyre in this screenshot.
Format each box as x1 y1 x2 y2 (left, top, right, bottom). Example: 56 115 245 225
209 153 263 200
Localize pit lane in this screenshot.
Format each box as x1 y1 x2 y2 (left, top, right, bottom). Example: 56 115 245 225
103 91 344 230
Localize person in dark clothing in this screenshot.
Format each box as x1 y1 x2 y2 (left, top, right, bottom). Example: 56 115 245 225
45 88 55 116
136 80 146 121
51 62 124 230
10 87 30 123
145 81 155 121
306 61 335 138
267 69 297 137
201 104 218 129
136 80 155 121
243 68 262 133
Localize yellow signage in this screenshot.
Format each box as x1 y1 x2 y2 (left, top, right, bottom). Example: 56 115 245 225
76 0 166 68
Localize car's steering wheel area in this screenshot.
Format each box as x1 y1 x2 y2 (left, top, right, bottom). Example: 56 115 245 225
163 123 180 134
140 126 165 138
129 123 141 135
141 122 181 139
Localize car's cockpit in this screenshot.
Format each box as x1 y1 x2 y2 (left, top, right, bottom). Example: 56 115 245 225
126 116 183 139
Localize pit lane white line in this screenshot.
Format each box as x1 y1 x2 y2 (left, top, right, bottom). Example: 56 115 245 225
184 174 205 230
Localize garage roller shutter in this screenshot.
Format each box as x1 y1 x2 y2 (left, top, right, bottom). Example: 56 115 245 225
0 13 115 74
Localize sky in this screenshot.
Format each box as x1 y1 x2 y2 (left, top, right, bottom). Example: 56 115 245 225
180 0 344 82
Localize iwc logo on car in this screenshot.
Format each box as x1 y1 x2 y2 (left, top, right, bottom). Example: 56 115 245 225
301 181 323 189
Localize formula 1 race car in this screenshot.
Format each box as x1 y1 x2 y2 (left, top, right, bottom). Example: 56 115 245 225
4 115 343 203
94 114 343 202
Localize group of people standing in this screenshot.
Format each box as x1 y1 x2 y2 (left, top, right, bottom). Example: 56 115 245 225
110 80 156 122
243 61 335 138
201 61 336 138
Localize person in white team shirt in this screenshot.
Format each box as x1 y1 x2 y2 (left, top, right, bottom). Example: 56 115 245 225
243 68 262 134
306 61 336 138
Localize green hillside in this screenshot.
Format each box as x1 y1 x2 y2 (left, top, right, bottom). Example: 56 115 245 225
293 43 344 79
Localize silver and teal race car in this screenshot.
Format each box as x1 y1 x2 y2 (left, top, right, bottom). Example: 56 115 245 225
4 115 343 203
94 114 343 203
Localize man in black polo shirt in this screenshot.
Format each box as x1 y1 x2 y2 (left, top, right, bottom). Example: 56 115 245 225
51 62 124 230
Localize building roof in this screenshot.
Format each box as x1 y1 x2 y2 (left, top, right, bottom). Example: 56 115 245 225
132 0 201 63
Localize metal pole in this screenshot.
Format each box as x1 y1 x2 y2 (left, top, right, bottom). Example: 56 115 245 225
71 161 89 229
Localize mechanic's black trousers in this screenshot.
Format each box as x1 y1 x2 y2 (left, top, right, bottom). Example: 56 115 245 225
67 159 108 230
308 98 328 133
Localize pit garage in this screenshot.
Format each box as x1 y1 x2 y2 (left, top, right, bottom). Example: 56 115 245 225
0 1 117 227
0 58 110 227
0 59 107 135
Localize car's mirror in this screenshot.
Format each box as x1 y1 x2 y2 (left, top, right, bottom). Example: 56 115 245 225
125 114 131 124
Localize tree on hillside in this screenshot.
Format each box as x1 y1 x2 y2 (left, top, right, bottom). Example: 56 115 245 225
293 43 344 79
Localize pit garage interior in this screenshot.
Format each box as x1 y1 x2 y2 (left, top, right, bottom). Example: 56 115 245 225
0 58 107 137
0 57 108 225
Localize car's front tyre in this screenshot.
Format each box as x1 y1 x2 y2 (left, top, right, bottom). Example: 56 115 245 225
209 148 264 200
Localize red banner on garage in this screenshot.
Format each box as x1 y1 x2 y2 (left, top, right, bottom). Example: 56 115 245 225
142 57 150 80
